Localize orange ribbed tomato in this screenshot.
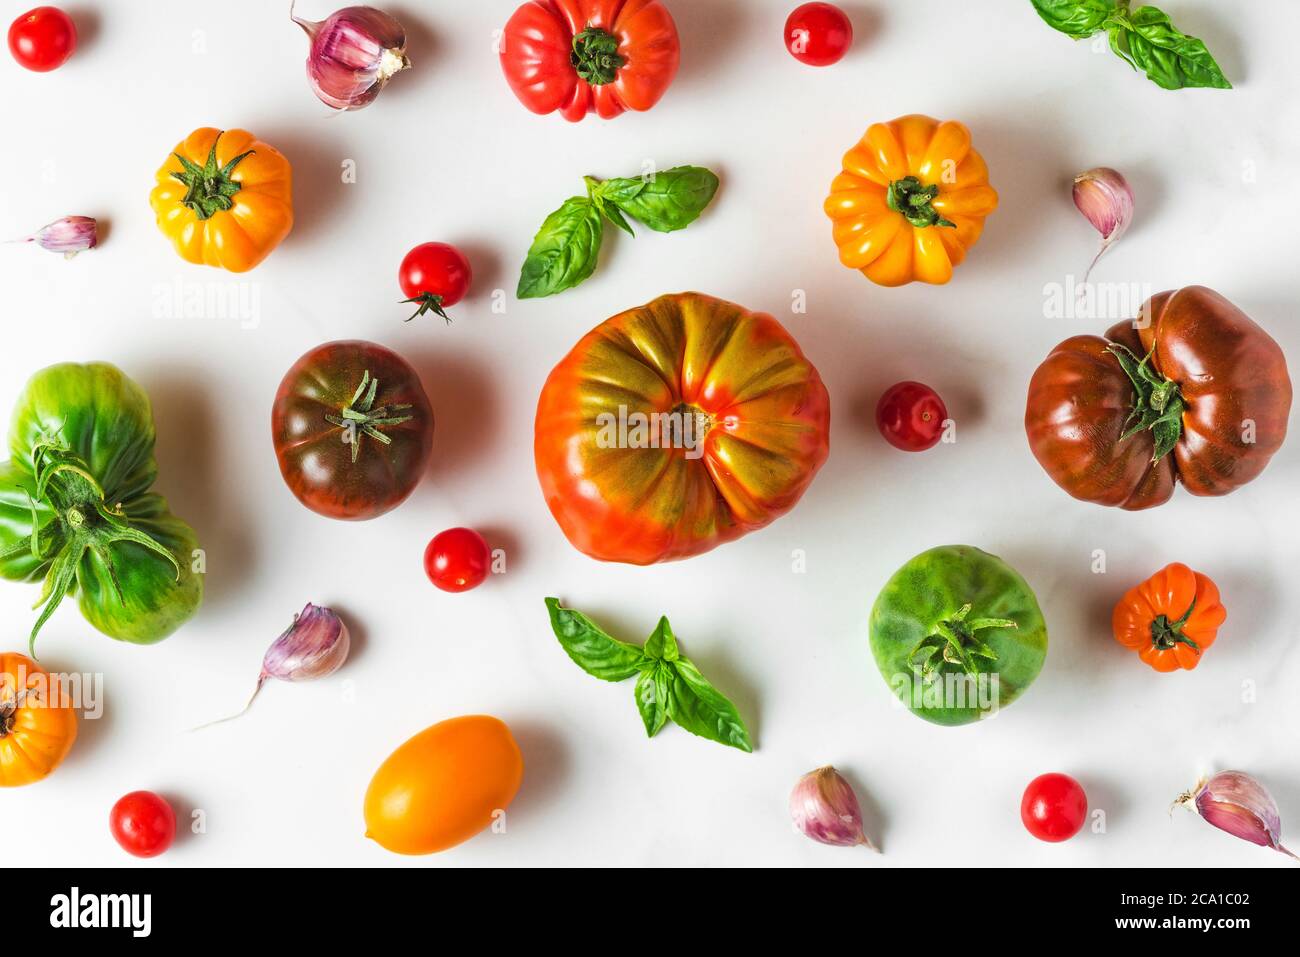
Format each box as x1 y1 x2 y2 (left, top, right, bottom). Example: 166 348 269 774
824 114 998 286
149 127 293 273
0 652 77 787
364 715 523 855
535 292 831 564
1112 563 1226 672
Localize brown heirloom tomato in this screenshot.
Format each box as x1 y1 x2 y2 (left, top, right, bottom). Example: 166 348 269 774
272 341 433 521
535 293 830 564
1025 287 1291 509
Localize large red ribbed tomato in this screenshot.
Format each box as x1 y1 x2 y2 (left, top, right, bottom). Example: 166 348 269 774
1025 287 1291 509
499 0 680 122
535 293 830 564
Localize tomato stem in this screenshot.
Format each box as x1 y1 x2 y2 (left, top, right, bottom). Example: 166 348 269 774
323 370 416 464
170 131 254 222
908 603 1017 681
401 293 452 324
1109 342 1186 462
571 25 625 85
12 436 181 656
1150 597 1200 651
886 176 955 229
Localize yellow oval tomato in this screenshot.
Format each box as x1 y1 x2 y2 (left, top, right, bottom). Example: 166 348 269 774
0 652 77 787
149 127 293 273
824 114 997 286
364 715 523 855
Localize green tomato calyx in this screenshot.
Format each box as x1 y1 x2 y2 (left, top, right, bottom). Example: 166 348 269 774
323 370 415 465
401 293 451 324
1150 597 1200 652
887 176 956 229
0 436 182 656
571 25 625 86
1109 342 1186 462
907 603 1017 682
170 131 254 222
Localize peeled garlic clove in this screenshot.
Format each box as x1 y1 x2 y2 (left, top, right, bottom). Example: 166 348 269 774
1072 167 1133 283
1174 770 1297 859
789 766 878 850
291 3 411 111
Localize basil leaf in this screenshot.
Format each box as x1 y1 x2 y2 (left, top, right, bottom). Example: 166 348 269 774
517 198 604 299
593 176 647 207
643 615 679 660
634 666 667 737
599 201 636 238
544 598 646 681
1113 6 1231 90
1029 0 1116 39
664 657 753 753
600 166 719 233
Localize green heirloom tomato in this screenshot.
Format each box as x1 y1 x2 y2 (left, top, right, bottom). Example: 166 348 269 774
869 545 1047 726
0 362 203 652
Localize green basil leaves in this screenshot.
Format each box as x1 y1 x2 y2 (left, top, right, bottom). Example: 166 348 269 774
1030 0 1231 90
544 598 753 752
592 167 721 233
516 198 605 300
517 166 720 299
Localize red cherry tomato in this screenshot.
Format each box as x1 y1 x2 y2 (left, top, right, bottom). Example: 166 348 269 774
1020 773 1088 843
876 381 948 451
424 527 491 593
784 3 852 67
398 242 472 323
109 791 177 858
8 6 75 72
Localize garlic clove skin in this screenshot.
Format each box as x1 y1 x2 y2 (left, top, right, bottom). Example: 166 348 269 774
262 603 351 683
29 216 98 257
292 4 411 111
1175 770 1297 860
1072 167 1133 284
789 766 878 850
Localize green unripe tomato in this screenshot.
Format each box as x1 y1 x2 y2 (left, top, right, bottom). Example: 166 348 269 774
870 545 1048 726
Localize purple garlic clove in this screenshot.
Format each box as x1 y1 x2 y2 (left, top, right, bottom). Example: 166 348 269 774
789 766 878 850
1175 770 1297 860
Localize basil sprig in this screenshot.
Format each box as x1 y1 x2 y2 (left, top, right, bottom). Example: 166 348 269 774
1030 0 1231 90
517 166 720 299
544 598 753 753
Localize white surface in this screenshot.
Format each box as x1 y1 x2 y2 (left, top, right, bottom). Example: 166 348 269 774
2 0 1298 868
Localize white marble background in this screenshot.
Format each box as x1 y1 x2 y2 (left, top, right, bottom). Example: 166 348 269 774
1 0 1296 867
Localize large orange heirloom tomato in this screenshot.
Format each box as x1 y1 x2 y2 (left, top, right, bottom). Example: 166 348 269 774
824 114 998 286
149 128 293 273
535 293 831 564
1112 563 1226 672
1 652 77 787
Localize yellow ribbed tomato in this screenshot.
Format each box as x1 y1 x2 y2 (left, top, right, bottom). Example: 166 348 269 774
535 292 831 565
824 114 997 286
364 715 523 855
0 652 77 787
149 127 293 273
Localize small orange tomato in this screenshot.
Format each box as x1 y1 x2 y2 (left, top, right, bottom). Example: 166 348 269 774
824 114 998 286
0 652 77 787
149 127 293 273
364 715 523 855
1112 563 1226 672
